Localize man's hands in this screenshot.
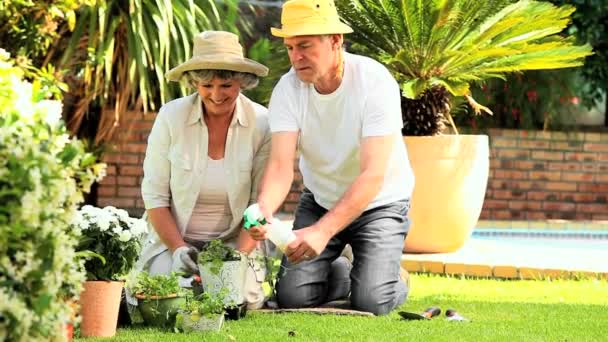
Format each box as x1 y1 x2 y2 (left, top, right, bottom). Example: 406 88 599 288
171 246 199 274
284 224 332 264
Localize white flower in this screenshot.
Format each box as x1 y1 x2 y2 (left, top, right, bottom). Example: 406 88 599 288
97 214 111 231
130 218 148 236
37 100 63 127
118 230 132 242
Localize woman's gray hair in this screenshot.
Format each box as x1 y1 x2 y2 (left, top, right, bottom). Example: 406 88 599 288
184 69 259 90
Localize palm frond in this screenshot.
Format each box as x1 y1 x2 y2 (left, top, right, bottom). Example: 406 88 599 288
336 0 592 100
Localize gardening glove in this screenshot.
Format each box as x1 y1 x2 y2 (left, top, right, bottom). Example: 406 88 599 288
171 246 199 274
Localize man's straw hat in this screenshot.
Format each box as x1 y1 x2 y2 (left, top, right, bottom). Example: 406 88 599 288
271 0 353 38
165 31 268 82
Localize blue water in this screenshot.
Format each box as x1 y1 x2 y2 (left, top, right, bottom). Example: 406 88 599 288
472 229 608 251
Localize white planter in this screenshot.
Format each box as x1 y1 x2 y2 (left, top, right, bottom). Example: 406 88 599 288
176 311 224 332
198 258 247 306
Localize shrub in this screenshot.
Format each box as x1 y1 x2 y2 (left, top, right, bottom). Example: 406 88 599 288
0 48 105 341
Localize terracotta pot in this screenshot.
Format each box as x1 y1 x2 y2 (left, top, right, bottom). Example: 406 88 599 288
79 280 123 337
403 135 489 253
64 323 73 341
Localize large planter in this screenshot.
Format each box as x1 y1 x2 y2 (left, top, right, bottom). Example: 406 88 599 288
176 311 225 332
198 258 247 306
136 294 185 328
79 280 123 337
403 135 489 253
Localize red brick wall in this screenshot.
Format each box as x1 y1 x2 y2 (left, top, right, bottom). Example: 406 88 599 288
482 129 608 221
98 116 608 220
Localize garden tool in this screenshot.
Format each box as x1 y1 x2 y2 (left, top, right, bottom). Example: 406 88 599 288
446 309 469 322
398 307 441 320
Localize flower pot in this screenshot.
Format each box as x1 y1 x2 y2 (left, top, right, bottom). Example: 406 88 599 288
79 280 124 337
64 323 73 341
176 311 225 332
136 294 185 328
198 258 247 306
403 135 489 253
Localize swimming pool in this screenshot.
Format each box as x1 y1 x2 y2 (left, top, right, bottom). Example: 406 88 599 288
472 229 608 251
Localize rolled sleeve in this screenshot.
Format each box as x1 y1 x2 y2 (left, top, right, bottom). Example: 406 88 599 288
141 109 172 209
250 116 271 204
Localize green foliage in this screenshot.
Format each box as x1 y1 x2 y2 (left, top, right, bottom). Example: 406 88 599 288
336 0 592 100
197 240 243 276
548 0 608 110
132 272 186 299
179 291 226 317
54 0 242 144
0 0 91 62
72 205 147 281
243 37 292 106
0 48 103 341
458 69 584 130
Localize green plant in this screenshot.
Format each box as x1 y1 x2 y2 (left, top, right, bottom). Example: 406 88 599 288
0 0 92 62
243 37 292 106
54 0 242 144
180 291 226 317
456 68 584 130
197 240 243 275
132 272 186 299
549 0 608 121
336 0 593 135
0 48 104 341
72 205 147 280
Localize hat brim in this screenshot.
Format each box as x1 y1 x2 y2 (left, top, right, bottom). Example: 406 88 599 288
271 22 353 38
165 56 269 82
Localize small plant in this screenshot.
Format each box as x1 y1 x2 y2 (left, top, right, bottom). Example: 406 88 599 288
175 291 227 332
180 291 226 317
72 205 148 281
132 272 186 299
197 240 243 275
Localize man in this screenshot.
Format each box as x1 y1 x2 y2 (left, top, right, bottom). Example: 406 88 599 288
248 0 415 316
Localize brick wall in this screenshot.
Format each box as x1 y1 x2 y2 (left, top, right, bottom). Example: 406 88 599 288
98 116 608 220
482 129 608 221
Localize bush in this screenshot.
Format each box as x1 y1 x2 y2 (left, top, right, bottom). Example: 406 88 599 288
0 48 105 341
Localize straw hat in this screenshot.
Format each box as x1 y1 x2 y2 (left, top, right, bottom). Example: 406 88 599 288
271 0 353 38
165 31 268 82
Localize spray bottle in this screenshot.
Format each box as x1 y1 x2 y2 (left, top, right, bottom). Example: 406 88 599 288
243 204 296 252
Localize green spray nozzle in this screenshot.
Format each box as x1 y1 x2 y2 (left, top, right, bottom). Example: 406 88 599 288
243 204 267 230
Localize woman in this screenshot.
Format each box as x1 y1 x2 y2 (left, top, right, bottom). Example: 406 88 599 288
137 31 270 309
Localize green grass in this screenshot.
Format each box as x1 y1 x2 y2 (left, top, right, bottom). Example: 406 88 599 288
78 274 608 341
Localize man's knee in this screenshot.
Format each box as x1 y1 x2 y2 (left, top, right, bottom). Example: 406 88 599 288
276 282 325 309
350 283 405 316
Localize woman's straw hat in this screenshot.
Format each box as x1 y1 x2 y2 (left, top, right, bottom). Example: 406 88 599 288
271 0 353 38
165 31 268 82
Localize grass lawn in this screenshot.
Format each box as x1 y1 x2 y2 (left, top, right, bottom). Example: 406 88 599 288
77 274 608 341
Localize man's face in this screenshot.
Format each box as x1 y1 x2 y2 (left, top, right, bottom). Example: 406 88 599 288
284 35 338 84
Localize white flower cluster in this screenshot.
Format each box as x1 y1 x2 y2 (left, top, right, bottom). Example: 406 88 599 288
73 205 148 242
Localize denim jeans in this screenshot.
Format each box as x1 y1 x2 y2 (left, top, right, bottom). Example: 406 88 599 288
276 189 411 315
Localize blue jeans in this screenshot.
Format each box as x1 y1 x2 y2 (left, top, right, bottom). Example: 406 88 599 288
276 189 411 315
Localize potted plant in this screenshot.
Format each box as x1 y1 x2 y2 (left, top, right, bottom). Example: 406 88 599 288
197 240 248 319
72 205 148 337
336 0 593 252
175 291 226 333
131 272 187 328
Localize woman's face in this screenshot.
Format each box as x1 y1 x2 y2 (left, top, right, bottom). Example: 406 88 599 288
197 76 241 118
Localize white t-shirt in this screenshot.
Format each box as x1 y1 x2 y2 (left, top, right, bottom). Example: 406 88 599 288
268 52 414 210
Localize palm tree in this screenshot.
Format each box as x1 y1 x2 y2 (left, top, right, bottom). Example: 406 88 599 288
335 0 593 135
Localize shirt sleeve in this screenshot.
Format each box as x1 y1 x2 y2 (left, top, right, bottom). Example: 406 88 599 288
361 68 403 137
141 106 172 209
268 77 300 133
